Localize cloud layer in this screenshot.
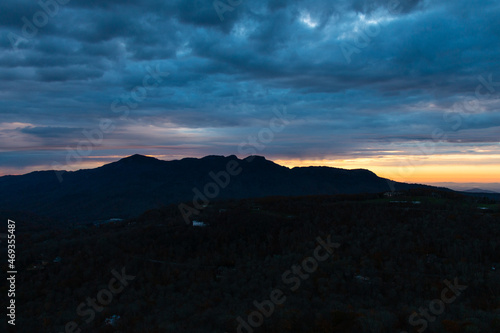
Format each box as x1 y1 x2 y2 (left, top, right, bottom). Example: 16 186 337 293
0 0 499 181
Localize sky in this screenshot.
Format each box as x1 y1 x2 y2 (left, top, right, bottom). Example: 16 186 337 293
0 0 499 187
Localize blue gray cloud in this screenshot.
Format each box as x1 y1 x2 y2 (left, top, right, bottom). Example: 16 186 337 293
0 0 499 174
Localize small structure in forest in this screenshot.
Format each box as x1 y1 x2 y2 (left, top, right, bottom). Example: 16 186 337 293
193 221 208 227
105 315 120 326
384 191 402 197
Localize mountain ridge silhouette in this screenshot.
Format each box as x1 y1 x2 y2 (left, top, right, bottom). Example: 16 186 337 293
0 154 450 224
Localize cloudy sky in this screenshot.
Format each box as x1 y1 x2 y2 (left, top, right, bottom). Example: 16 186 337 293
0 0 499 185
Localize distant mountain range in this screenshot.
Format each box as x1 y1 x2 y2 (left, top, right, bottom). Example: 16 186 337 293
463 188 498 194
0 154 451 224
429 182 500 193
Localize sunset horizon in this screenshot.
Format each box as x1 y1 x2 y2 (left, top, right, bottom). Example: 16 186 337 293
1 1 500 331
1 152 499 191
1 0 499 188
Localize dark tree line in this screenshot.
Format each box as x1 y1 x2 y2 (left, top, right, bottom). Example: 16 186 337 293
4 190 500 332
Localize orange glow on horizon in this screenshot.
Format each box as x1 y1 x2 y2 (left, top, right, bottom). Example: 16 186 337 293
272 154 500 183
2 153 499 185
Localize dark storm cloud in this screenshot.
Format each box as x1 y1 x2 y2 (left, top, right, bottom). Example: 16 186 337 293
36 66 105 82
0 0 499 173
20 126 83 138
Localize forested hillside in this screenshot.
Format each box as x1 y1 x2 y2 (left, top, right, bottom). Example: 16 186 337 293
4 189 500 332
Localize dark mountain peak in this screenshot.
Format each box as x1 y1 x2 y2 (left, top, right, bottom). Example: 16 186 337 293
292 165 341 171
201 155 231 161
116 154 159 164
194 155 272 166
178 155 238 162
243 155 286 169
120 154 158 162
349 168 378 176
101 154 162 170
244 155 267 162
